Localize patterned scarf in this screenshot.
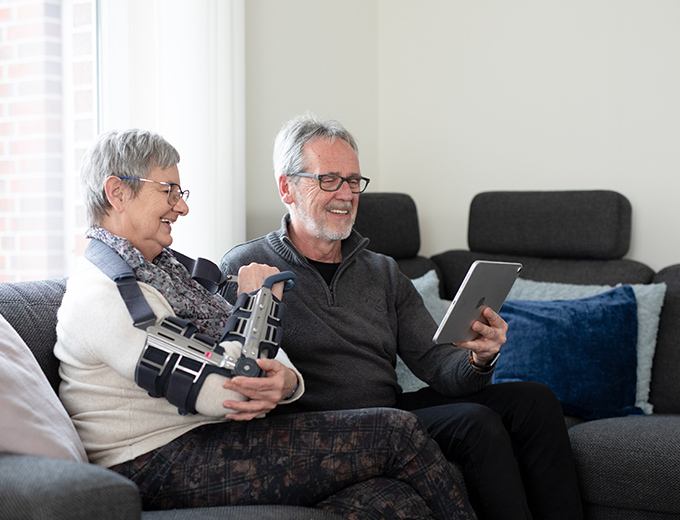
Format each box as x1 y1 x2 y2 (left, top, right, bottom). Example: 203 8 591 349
86 226 232 338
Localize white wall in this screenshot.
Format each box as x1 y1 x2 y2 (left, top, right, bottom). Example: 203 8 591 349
245 0 680 272
244 0 378 241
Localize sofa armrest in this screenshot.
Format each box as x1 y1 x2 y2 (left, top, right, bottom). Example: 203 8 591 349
0 453 141 520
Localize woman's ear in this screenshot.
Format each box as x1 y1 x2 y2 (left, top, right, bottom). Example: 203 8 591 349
103 176 127 213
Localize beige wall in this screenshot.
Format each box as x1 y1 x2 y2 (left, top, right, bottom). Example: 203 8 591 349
245 0 680 272
244 0 379 241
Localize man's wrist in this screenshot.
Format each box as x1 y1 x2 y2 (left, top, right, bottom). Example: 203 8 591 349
468 351 501 373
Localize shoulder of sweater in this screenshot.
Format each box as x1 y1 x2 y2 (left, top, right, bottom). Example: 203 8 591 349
64 257 174 319
219 234 272 265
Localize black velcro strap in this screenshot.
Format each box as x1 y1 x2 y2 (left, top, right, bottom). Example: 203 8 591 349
171 249 223 294
85 239 156 329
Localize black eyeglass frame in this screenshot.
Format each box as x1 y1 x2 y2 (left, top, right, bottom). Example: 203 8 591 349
118 176 190 205
287 172 371 194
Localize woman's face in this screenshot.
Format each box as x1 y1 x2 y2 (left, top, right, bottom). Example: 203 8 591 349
119 165 189 261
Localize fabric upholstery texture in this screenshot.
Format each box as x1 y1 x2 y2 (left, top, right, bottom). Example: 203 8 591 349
354 192 440 281
0 278 67 392
142 505 343 520
0 453 142 520
649 265 680 414
569 415 680 514
431 251 656 302
494 287 641 419
467 190 632 259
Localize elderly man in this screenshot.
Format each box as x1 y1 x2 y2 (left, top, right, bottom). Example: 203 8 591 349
219 114 583 520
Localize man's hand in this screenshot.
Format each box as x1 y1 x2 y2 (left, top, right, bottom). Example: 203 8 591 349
454 306 507 366
221 359 298 421
237 263 285 299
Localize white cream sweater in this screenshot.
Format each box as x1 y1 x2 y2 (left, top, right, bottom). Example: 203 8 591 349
54 257 303 468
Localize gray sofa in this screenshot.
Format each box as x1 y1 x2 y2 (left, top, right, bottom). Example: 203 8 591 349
2 189 679 519
354 190 680 520
0 278 341 520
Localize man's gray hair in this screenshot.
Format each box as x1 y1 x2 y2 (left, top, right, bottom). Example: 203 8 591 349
272 113 358 181
81 128 180 227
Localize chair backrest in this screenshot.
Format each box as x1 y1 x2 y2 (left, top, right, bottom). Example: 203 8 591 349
431 190 654 299
354 192 440 280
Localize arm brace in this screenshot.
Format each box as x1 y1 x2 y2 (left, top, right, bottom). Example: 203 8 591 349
135 271 296 415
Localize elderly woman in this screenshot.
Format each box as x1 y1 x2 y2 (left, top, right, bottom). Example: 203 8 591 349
54 129 475 520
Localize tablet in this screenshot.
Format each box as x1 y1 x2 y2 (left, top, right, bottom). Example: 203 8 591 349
433 260 522 344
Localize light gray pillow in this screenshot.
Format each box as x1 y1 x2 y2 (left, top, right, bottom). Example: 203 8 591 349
402 270 452 392
0 314 87 462
411 269 450 324
507 278 667 414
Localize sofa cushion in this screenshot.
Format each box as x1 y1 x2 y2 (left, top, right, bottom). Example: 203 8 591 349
467 190 631 259
506 278 666 414
569 415 680 515
0 453 141 520
431 251 655 302
0 313 87 462
494 286 642 419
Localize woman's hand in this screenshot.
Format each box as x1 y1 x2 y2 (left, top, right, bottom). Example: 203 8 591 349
237 263 285 299
220 360 298 421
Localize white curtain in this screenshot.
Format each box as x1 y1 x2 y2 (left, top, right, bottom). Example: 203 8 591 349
97 0 245 263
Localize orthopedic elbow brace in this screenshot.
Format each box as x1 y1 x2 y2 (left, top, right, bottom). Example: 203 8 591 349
135 271 296 415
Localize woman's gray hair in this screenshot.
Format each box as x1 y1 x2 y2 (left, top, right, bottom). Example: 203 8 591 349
81 128 180 227
272 113 359 181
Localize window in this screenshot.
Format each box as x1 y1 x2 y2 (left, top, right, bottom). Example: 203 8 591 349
1 0 245 281
0 0 96 281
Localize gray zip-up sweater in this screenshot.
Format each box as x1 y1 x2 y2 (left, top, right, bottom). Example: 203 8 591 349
219 215 492 414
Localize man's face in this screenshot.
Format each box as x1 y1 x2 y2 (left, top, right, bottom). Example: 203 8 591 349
288 138 361 243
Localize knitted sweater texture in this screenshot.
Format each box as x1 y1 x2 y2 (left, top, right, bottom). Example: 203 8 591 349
219 215 492 414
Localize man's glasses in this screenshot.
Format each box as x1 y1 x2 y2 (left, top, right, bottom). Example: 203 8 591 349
287 172 370 194
118 176 190 205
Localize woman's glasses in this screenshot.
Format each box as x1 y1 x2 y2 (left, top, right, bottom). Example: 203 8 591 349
118 176 190 205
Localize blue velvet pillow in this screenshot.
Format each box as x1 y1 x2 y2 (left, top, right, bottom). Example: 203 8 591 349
495 286 643 419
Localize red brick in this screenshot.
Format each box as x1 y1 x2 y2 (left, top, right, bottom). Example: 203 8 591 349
0 121 15 136
0 161 16 175
73 3 92 26
10 98 56 116
18 117 61 134
20 234 62 250
11 177 46 192
0 46 14 60
9 61 42 78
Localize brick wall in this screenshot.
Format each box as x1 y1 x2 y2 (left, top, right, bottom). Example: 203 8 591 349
0 0 94 281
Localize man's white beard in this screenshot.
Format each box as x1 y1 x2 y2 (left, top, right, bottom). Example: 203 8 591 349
293 190 354 242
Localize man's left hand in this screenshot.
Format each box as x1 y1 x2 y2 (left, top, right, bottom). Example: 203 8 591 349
454 306 507 366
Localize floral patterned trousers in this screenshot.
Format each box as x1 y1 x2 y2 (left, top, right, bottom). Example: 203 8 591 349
111 407 476 520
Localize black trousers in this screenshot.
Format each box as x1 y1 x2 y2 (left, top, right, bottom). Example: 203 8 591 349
397 381 584 520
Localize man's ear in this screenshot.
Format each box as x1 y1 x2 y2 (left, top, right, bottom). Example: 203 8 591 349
103 176 127 213
279 174 295 205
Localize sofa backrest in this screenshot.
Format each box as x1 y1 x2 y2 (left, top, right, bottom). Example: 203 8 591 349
650 265 680 414
0 279 67 393
431 190 655 299
354 192 441 280
430 190 680 414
